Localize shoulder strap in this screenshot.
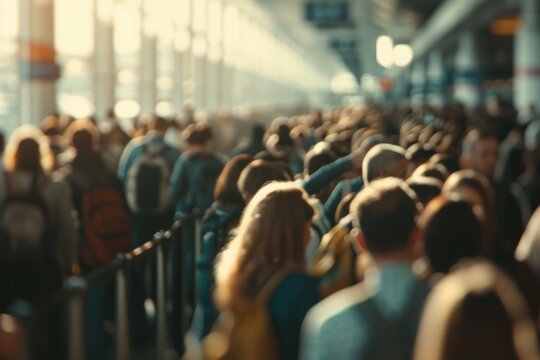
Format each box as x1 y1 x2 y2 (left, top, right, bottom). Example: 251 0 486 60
255 266 304 304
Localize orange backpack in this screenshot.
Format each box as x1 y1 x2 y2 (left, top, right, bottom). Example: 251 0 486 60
80 187 132 266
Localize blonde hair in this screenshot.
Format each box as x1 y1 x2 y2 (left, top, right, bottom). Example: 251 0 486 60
214 181 316 310
3 125 53 174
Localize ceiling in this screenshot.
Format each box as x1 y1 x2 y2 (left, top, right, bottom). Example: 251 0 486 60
255 0 519 84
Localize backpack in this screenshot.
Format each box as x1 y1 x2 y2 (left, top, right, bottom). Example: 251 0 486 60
184 153 223 214
79 184 132 267
202 269 294 360
126 144 171 214
309 216 356 298
0 173 51 256
360 281 428 360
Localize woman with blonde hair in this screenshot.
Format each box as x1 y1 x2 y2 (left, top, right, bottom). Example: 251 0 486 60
214 181 320 360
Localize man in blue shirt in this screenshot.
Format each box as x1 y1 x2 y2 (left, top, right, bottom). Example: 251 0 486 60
301 177 429 360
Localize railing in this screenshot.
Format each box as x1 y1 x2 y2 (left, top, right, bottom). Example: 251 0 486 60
6 212 203 360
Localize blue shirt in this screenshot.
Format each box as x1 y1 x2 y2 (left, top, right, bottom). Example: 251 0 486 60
300 262 429 360
324 177 364 223
301 155 353 196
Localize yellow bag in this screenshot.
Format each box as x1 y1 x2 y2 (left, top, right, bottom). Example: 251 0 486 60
202 269 294 360
309 218 356 298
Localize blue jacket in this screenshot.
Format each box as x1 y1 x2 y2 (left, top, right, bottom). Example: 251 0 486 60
191 202 244 339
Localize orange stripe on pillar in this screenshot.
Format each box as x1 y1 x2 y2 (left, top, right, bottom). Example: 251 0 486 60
21 41 56 63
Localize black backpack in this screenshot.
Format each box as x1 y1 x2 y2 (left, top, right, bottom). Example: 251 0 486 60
183 152 223 213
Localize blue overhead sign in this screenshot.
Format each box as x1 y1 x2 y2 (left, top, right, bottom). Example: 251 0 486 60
305 2 350 26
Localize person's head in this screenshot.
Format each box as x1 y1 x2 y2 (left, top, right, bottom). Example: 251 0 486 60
335 191 357 224
213 154 254 206
443 170 494 255
182 122 212 148
414 260 539 360
4 125 53 174
406 176 442 207
237 159 291 202
350 177 420 260
411 163 449 183
418 196 483 273
147 115 169 134
215 181 316 308
362 144 408 184
65 118 99 153
303 142 337 176
461 128 499 178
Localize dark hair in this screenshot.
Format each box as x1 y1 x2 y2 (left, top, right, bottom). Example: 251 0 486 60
304 145 337 175
462 128 498 156
214 154 254 205
350 177 419 254
237 159 290 199
419 197 483 273
183 122 212 145
430 152 461 174
15 138 42 173
412 163 449 183
406 144 436 166
407 176 442 207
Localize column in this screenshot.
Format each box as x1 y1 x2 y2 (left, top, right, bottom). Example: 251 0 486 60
454 31 482 108
427 50 447 108
410 60 427 107
93 0 115 122
514 0 540 111
140 25 157 114
19 0 60 126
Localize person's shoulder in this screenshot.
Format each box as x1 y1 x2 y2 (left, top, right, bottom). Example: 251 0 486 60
304 283 371 331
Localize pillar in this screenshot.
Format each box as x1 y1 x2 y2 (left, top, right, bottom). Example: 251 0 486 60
93 0 115 122
410 60 427 107
140 30 157 114
514 0 540 111
454 31 482 108
427 50 447 108
19 0 60 126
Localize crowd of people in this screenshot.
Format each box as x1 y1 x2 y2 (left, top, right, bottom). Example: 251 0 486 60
0 99 540 360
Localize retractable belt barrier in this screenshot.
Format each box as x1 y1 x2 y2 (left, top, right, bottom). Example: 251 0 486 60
5 212 205 360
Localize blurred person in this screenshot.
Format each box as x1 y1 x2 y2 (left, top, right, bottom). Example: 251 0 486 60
418 196 483 274
61 119 130 359
0 125 78 360
231 124 266 157
460 128 499 179
443 170 495 258
323 134 388 223
117 115 180 245
168 122 224 352
266 123 304 176
411 162 449 183
414 260 539 360
213 182 319 360
191 154 254 339
407 176 443 208
301 178 429 360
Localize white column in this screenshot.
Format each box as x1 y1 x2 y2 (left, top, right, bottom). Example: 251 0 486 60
19 0 59 126
514 0 540 111
410 60 427 107
427 50 447 108
454 31 482 108
140 33 156 114
93 0 114 122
